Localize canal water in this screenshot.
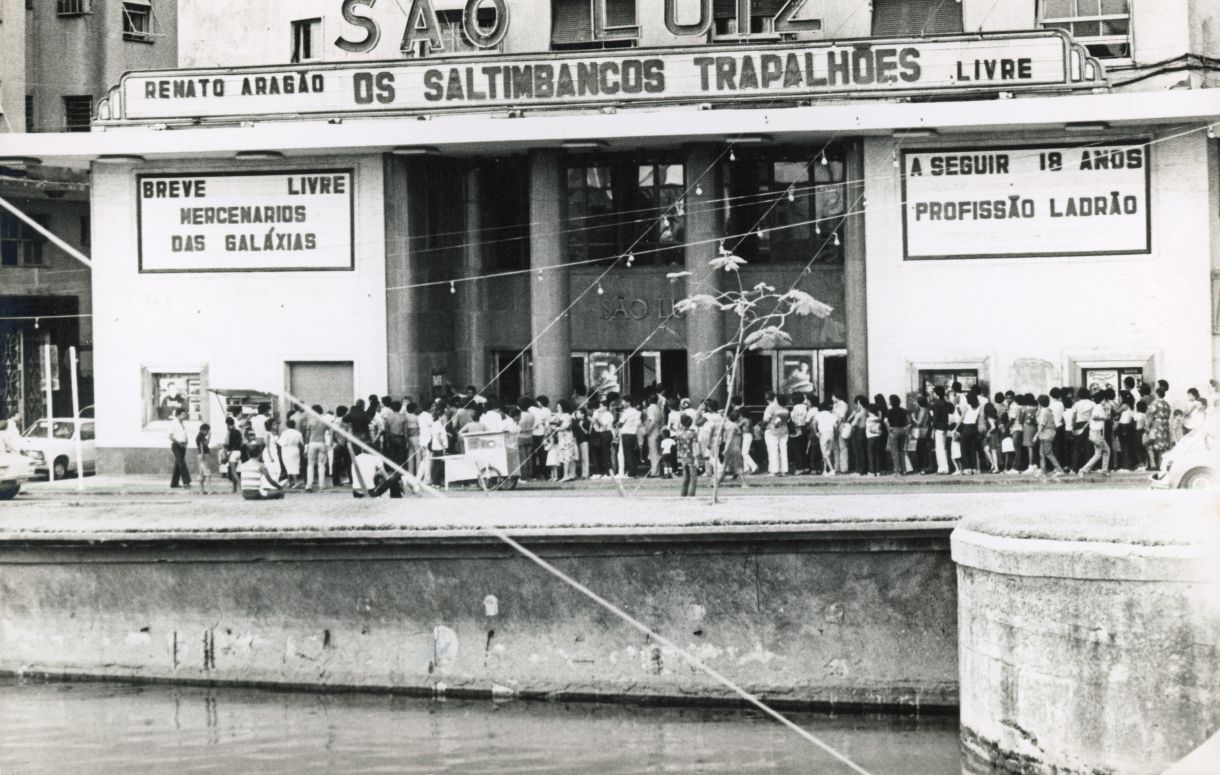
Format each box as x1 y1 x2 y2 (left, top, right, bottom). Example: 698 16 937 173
0 678 961 774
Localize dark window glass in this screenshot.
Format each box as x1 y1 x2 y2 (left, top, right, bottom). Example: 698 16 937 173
62 96 92 132
724 147 846 265
0 212 49 266
551 0 636 50
871 0 963 37
565 158 685 266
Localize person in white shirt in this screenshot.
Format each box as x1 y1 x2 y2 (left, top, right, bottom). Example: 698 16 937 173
416 405 434 484
481 400 507 433
350 446 402 498
618 399 642 477
277 419 304 489
168 408 191 489
529 396 552 480
815 402 839 475
1072 387 1095 473
1078 391 1111 477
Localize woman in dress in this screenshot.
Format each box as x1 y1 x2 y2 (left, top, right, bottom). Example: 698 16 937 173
1144 386 1172 469
718 406 747 487
551 400 577 482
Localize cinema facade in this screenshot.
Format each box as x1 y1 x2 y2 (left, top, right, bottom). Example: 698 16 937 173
4 0 1219 472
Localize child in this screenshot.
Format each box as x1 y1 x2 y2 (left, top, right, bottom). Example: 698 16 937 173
223 416 243 492
1170 409 1185 445
675 414 701 497
659 429 675 478
239 441 285 501
195 423 217 495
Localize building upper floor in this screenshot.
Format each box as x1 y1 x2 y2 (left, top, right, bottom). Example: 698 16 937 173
1 0 178 133
179 0 1219 93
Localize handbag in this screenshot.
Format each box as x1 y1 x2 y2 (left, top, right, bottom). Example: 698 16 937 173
839 422 853 440
1001 437 1015 454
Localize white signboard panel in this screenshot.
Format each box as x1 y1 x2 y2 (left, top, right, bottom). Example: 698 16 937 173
902 143 1151 260
115 32 1092 121
137 170 355 272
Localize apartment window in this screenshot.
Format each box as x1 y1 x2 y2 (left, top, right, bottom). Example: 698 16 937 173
566 159 686 266
712 0 816 39
56 0 91 16
63 96 92 132
24 95 33 133
551 0 636 50
1040 0 1131 59
1 212 49 267
871 0 963 37
437 6 500 53
291 18 322 63
122 1 153 42
725 147 847 265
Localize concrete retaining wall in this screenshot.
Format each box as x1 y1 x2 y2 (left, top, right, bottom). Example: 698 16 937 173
953 505 1220 774
0 503 957 711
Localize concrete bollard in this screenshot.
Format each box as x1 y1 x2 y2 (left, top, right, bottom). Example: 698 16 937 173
951 497 1220 774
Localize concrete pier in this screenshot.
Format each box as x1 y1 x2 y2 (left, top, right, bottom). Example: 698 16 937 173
0 494 959 710
953 500 1220 774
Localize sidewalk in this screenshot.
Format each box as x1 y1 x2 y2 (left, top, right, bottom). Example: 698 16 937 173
18 469 1154 498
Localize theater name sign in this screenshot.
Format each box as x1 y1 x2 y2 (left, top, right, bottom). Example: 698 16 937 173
103 3 1105 122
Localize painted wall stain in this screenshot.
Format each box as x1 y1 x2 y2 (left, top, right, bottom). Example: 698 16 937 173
430 625 459 673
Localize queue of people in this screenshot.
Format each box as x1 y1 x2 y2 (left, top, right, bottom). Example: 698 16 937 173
182 376 1220 496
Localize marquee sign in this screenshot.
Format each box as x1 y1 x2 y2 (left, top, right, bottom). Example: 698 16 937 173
105 31 1104 122
137 170 355 272
901 142 1151 260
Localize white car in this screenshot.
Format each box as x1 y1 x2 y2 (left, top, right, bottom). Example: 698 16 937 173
18 418 97 480
1151 427 1219 489
0 450 34 500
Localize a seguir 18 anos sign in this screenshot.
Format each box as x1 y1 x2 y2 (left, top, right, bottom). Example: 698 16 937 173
901 143 1151 260
137 170 355 273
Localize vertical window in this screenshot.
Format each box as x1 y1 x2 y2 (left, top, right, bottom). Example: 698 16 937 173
79 215 91 248
725 147 847 265
871 0 963 37
551 0 636 50
0 212 49 267
291 18 322 63
1040 0 1131 59
24 95 33 133
566 159 685 266
62 95 92 132
122 1 153 42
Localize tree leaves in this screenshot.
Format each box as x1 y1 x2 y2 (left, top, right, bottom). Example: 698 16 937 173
744 326 793 350
781 289 834 318
708 252 747 272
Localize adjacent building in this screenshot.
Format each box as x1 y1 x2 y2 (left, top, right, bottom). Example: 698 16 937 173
3 0 1218 472
0 0 177 423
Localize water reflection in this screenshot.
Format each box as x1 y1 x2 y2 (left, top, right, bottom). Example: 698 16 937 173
0 679 960 774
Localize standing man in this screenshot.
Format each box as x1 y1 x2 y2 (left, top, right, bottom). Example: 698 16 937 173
383 400 408 469
645 393 664 477
303 405 329 492
930 386 952 475
168 408 191 489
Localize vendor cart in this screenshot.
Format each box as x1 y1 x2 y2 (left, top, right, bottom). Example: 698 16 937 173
442 430 520 491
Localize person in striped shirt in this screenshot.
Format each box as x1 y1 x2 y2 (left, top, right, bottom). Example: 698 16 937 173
239 441 285 501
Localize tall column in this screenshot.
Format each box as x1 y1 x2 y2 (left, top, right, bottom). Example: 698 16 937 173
528 150 571 401
843 140 869 399
684 144 726 402
384 155 428 400
454 164 488 390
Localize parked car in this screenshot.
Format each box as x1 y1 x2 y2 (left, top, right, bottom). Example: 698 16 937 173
1151 427 1219 489
0 450 33 499
18 418 97 480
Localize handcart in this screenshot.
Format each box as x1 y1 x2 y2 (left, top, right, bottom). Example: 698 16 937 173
442 430 521 491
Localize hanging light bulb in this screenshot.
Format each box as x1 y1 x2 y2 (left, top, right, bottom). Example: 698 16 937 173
626 252 635 267
718 239 725 252
695 184 703 196
833 232 841 246
449 280 456 294
1209 124 1217 139
892 151 900 168
814 223 822 235
756 227 765 238
33 317 39 330
787 188 795 202
820 153 828 166
729 147 736 162
597 283 605 295
537 269 544 281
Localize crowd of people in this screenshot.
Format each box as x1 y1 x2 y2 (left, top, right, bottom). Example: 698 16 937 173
185 376 1220 498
